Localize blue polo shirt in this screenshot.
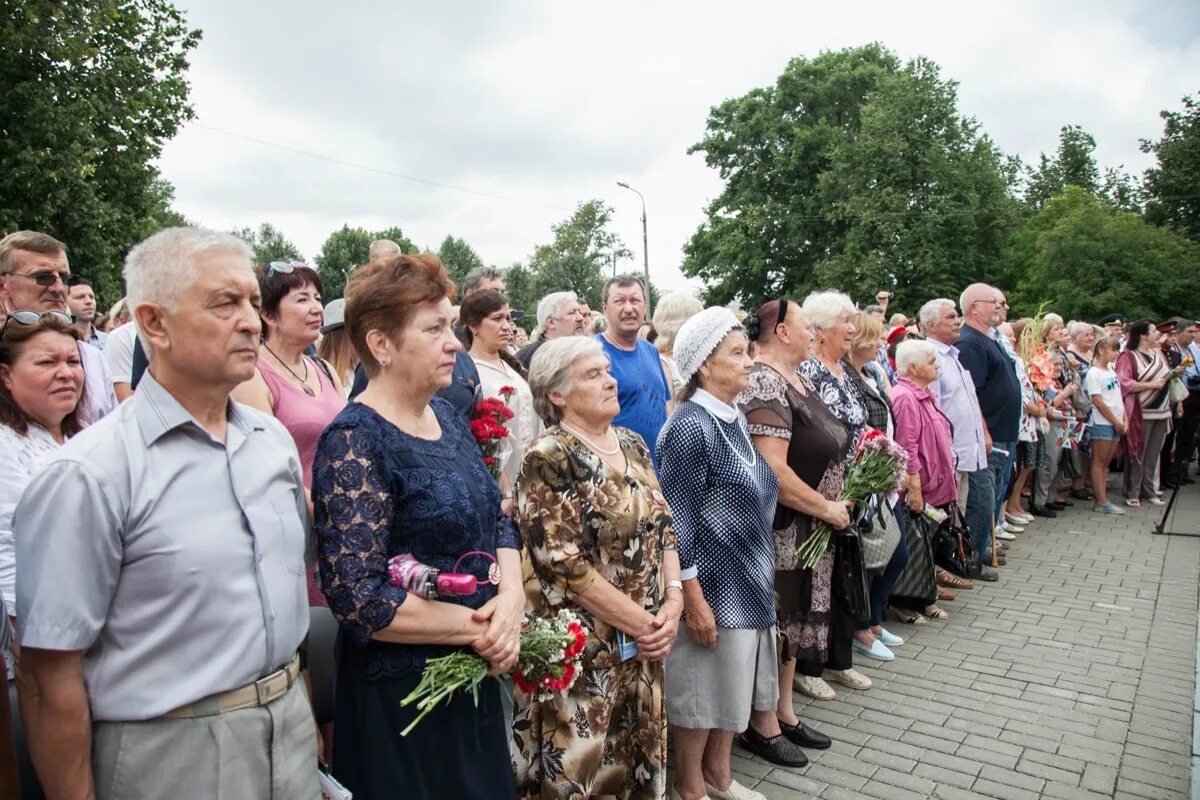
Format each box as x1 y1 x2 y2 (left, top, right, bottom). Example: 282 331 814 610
956 324 1021 442
597 335 670 463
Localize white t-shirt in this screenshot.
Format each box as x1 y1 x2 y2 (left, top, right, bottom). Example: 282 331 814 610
1085 365 1124 426
104 322 139 384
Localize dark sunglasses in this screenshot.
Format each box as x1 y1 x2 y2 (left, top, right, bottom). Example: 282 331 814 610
7 270 70 288
0 310 74 337
266 261 309 279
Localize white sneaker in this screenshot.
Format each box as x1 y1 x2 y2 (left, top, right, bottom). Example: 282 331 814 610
823 667 873 690
1147 496 1166 506
996 529 1016 541
1001 521 1024 533
794 674 836 700
706 779 766 800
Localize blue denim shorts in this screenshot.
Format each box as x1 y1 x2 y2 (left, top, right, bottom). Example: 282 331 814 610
1090 423 1120 441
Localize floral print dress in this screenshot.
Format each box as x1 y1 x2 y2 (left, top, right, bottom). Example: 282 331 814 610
513 426 676 800
737 364 850 662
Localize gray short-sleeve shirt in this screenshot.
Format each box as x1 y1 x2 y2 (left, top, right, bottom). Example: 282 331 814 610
15 373 309 722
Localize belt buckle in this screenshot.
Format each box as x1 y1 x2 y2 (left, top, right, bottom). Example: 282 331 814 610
254 668 286 705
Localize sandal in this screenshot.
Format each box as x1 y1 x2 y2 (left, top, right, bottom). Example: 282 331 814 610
888 606 929 625
937 587 957 602
924 605 950 620
936 571 973 590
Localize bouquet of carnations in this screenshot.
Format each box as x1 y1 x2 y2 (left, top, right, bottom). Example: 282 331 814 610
469 386 516 478
398 609 588 736
795 429 909 569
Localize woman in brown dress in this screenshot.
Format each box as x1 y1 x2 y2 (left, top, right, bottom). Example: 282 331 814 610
737 299 852 742
514 336 682 800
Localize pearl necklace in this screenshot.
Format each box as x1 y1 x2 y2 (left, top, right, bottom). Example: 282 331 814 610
561 421 620 456
703 408 758 469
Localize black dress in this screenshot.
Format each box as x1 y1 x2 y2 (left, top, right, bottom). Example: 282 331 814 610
738 364 852 669
312 399 520 800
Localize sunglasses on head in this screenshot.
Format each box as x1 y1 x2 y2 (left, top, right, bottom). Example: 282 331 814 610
266 261 309 279
1 310 74 337
7 270 70 287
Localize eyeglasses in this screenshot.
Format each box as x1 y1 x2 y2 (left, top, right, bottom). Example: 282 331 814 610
0 310 74 337
266 261 309 279
6 270 70 288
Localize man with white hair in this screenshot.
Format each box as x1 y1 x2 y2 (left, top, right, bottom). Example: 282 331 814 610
0 230 116 422
516 290 585 368
920 297 996 580
15 227 318 799
956 283 1021 572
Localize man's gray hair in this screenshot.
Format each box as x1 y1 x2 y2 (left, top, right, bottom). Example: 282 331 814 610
528 336 603 425
895 339 939 378
801 290 856 331
124 227 252 312
959 283 993 315
918 298 956 332
536 291 578 330
369 239 402 261
463 266 503 293
0 230 67 275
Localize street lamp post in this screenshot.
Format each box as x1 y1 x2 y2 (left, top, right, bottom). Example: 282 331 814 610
616 181 650 312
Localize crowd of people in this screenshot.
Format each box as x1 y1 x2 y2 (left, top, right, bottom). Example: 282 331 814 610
0 224 1195 800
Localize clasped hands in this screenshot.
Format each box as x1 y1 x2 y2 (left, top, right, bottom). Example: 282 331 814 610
470 588 524 675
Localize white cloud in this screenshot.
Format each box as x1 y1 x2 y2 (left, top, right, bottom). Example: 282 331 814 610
159 0 1200 293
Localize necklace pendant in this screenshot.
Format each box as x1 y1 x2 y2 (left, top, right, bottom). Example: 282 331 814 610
302 383 316 397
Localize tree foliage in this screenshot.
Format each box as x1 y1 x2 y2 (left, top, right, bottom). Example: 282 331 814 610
231 223 304 266
683 44 1019 312
527 200 631 309
314 224 416 299
502 262 536 331
1142 92 1200 241
437 235 485 288
1005 187 1200 320
0 0 201 304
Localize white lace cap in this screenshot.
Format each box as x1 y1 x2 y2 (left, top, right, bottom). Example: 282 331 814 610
673 306 742 384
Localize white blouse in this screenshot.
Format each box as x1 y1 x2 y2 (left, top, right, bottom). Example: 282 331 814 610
0 423 61 610
471 355 543 493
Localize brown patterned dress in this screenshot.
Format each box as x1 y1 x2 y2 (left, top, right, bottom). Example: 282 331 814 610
737 363 850 663
512 426 675 800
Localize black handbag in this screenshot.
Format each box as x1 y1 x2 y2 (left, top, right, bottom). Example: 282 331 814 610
892 512 938 605
831 530 870 621
931 504 981 578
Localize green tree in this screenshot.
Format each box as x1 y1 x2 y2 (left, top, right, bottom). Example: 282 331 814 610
231 223 304 266
1142 92 1200 241
0 0 201 302
502 262 536 330
314 225 416 299
1005 187 1200 320
528 200 631 309
1024 125 1102 211
437 235 485 288
683 44 1018 310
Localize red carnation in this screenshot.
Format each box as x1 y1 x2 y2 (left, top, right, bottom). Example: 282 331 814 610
482 455 496 467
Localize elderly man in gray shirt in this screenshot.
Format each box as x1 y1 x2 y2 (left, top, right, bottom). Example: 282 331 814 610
14 227 318 799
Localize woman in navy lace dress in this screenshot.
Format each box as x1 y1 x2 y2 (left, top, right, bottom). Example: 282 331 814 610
312 254 523 800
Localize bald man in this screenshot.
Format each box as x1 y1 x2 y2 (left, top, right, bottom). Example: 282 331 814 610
955 283 1020 575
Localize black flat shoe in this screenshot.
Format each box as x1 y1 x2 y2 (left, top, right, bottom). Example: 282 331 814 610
739 726 809 767
780 720 832 750
1030 506 1058 518
976 567 999 582
1069 488 1094 501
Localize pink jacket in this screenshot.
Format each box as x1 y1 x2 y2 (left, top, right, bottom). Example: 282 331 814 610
891 377 958 508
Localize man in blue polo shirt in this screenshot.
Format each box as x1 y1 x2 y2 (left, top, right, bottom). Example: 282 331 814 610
596 274 671 463
956 283 1021 569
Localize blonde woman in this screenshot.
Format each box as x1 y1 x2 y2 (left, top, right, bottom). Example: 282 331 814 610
652 292 704 397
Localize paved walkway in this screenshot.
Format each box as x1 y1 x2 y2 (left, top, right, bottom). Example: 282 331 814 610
730 483 1200 799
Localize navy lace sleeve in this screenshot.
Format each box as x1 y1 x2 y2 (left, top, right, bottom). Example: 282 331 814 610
312 399 515 678
312 418 407 646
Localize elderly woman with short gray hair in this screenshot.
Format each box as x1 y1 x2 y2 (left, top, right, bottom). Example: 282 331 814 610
514 336 681 800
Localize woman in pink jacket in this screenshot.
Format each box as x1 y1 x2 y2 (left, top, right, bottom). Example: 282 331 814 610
889 339 958 623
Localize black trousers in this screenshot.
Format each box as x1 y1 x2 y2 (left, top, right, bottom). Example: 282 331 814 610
1169 392 1200 480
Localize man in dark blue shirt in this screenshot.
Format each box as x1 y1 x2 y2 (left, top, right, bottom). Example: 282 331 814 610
956 284 1020 575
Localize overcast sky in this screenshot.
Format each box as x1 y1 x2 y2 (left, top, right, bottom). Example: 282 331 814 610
158 1 1200 293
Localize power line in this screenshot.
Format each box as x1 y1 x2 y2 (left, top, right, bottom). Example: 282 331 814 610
190 122 573 212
